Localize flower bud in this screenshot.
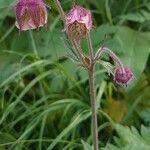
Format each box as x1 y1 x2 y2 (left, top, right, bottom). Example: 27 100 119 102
65 5 92 41
15 0 47 31
114 66 133 86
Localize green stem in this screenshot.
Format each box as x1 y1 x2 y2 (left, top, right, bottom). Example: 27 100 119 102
29 30 38 57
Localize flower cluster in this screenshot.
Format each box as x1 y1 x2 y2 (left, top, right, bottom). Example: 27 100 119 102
14 0 134 86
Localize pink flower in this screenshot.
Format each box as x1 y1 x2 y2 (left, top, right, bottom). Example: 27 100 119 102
65 5 92 41
114 66 133 86
15 0 47 31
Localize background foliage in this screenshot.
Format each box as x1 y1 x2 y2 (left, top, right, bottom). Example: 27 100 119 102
0 0 150 149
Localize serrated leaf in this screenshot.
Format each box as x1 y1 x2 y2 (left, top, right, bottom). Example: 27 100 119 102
141 125 150 144
115 124 142 144
103 124 150 150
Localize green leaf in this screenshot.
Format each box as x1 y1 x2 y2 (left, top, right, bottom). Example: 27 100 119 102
33 29 67 60
120 3 150 23
141 125 150 144
113 26 150 82
0 51 22 84
140 109 150 123
81 140 93 150
103 124 150 150
0 0 15 19
115 124 142 144
0 132 15 144
47 110 91 150
88 24 117 51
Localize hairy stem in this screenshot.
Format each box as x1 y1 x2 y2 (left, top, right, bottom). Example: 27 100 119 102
87 32 99 150
72 40 87 67
87 32 94 60
95 46 125 73
54 0 65 22
54 0 99 149
88 65 99 150
102 47 124 70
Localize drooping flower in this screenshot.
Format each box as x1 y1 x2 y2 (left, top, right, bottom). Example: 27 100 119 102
95 46 134 86
65 5 92 41
15 0 47 31
114 66 133 86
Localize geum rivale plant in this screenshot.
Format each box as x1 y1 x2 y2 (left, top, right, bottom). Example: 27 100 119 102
14 0 134 149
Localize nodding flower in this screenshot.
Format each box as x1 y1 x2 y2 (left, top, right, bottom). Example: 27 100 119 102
114 66 133 86
65 5 92 41
95 47 134 86
15 0 47 31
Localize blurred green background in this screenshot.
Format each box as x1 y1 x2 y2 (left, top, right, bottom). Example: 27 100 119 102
0 0 150 149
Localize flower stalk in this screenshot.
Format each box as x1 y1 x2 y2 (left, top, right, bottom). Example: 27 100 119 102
87 32 94 60
53 0 99 149
88 64 99 150
95 47 125 73
87 33 99 150
54 0 66 22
